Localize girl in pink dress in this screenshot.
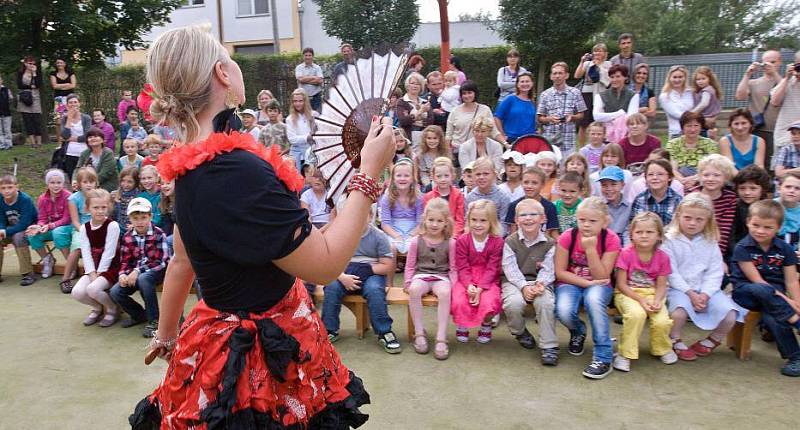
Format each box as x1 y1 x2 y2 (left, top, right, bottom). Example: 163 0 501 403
452 199 504 344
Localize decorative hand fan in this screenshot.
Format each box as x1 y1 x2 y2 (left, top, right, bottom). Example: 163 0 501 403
313 44 411 206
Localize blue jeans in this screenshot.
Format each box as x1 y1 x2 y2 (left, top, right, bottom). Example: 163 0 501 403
322 274 393 336
310 93 322 113
290 144 308 173
110 270 165 322
555 284 613 362
733 282 800 360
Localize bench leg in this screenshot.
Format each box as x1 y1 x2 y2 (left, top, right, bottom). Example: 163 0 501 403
729 311 760 361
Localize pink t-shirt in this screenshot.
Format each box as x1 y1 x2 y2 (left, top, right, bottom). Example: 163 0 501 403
614 246 671 288
557 228 622 283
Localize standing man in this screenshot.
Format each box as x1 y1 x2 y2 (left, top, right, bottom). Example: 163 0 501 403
735 49 783 166
295 47 324 113
332 43 355 80
537 62 586 156
770 52 800 155
610 33 645 77
424 71 448 129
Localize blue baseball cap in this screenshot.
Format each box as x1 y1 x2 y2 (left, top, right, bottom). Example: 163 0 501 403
596 166 625 183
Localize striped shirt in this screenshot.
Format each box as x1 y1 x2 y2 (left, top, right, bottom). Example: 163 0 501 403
630 188 683 226
687 186 738 255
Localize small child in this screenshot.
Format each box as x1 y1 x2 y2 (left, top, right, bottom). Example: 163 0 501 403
731 199 800 376
414 125 450 188
422 157 465 236
501 198 559 365
535 151 560 200
259 100 289 153
141 134 162 167
71 189 121 327
27 169 72 279
552 153 591 200
663 193 742 361
137 165 162 228
613 212 676 372
0 76 12 150
0 174 37 286
393 128 413 162
117 138 144 171
691 66 723 139
554 197 621 379
452 199 504 344
300 169 332 230
109 197 170 337
440 70 461 113
112 166 140 234
61 167 98 294
499 150 525 201
125 109 147 149
465 157 512 235
379 159 423 255
554 171 584 233
596 166 632 242
688 154 737 255
505 166 560 239
618 113 662 165
774 122 800 178
630 158 683 226
404 198 457 359
239 109 261 142
321 206 401 353
460 160 476 196
579 122 608 174
589 143 634 202
730 165 770 255
776 170 800 252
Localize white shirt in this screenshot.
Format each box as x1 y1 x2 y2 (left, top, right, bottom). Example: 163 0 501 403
661 232 724 297
79 220 121 274
501 230 556 290
286 114 313 152
67 120 88 157
658 88 695 136
440 85 461 112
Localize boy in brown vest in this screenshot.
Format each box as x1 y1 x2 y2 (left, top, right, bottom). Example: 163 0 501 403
501 198 559 365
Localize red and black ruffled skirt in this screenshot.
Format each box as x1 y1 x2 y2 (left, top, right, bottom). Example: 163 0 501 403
129 281 370 429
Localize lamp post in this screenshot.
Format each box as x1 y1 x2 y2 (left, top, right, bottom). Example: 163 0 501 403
438 0 449 72
270 0 280 53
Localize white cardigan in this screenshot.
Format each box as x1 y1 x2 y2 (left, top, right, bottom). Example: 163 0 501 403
661 232 724 297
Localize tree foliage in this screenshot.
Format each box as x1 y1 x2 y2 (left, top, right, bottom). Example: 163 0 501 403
602 0 800 55
312 0 419 50
0 0 181 70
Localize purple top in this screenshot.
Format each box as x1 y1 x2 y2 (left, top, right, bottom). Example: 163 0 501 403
95 121 116 151
378 192 423 229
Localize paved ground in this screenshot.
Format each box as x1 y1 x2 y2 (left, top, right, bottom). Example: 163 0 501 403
1 255 798 429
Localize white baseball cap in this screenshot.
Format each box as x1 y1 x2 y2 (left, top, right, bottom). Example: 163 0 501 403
127 197 153 216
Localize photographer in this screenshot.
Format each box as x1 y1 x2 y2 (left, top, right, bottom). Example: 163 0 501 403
574 43 611 146
537 62 586 156
770 52 800 155
735 50 782 164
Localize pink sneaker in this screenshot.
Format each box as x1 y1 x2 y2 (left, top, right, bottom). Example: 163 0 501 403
477 325 493 344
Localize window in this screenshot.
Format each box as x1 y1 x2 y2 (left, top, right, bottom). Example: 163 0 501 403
234 44 275 55
182 0 204 6
237 0 269 16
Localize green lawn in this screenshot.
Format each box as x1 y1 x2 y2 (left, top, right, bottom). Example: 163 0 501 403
0 143 53 198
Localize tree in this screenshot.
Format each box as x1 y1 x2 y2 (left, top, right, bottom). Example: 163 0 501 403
0 0 182 70
312 0 419 50
457 10 494 22
494 0 617 90
602 0 800 55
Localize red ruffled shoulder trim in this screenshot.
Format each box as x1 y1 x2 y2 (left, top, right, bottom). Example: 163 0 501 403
156 132 304 192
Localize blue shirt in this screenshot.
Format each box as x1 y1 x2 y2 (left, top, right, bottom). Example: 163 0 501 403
505 196 559 233
630 188 682 226
494 95 537 139
731 234 797 289
68 191 91 224
138 190 162 227
0 191 37 236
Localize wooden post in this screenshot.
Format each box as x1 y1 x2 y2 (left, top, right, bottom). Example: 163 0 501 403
438 0 450 72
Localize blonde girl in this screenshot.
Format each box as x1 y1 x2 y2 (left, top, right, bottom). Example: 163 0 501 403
112 166 140 233
694 154 737 255
300 169 332 230
286 87 315 171
452 199 505 344
404 198 457 359
379 158 423 254
658 65 694 138
138 165 162 228
535 151 559 200
464 156 511 235
423 157 465 235
662 193 741 361
554 196 622 379
415 125 450 187
499 150 525 200
393 128 412 161
71 188 122 327
552 152 591 200
691 66 723 138
589 143 634 200
613 212 676 372
60 167 98 293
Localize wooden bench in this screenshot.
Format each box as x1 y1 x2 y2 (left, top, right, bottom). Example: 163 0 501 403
727 311 761 360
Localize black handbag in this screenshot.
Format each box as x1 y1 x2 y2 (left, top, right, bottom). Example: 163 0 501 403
19 90 33 107
50 143 66 170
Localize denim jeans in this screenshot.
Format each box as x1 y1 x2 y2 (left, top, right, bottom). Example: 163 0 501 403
110 269 165 322
322 274 393 336
733 282 800 360
555 283 613 362
290 144 308 173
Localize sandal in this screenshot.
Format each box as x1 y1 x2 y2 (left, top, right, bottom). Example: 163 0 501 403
60 279 74 294
412 333 429 354
434 340 449 360
672 338 697 361
689 337 721 357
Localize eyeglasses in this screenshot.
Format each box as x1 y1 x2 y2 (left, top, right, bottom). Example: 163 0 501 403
517 212 542 218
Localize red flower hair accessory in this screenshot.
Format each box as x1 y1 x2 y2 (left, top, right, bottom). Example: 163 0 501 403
137 83 157 122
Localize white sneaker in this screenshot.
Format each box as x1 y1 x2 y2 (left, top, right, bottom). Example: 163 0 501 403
613 355 631 372
41 255 54 279
660 350 678 365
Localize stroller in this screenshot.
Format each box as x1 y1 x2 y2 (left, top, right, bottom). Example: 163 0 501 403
512 134 563 164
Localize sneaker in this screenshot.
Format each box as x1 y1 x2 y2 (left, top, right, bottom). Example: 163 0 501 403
378 331 402 354
540 347 559 366
515 328 537 349
19 273 35 286
142 320 158 338
120 317 146 328
582 361 613 379
660 351 679 365
781 357 800 377
613 355 631 372
476 325 493 344
455 327 469 343
568 333 586 356
327 332 339 343
41 255 54 279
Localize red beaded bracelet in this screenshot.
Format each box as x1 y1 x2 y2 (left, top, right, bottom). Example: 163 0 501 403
346 172 381 202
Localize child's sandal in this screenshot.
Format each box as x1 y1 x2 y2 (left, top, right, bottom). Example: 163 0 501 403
672 338 697 361
434 340 449 360
689 337 720 357
412 334 429 354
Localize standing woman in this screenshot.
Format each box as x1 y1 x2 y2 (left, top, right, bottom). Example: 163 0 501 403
130 25 393 429
497 48 528 103
49 58 77 144
494 71 537 146
16 56 43 148
60 94 92 180
445 81 503 158
630 63 657 119
286 87 315 172
718 108 766 171
574 43 612 146
658 65 695 139
77 128 118 192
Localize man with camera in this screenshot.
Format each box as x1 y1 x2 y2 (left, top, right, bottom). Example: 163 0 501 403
770 52 800 155
537 62 586 156
735 49 783 165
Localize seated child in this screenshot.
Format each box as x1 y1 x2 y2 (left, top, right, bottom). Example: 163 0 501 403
159 181 175 250
125 108 147 149
71 189 121 327
534 151 559 201
27 169 71 279
141 134 162 167
630 158 683 226
452 199 504 344
465 157 512 235
460 160 476 196
137 165 162 228
551 153 591 200
379 158 423 255
300 169 332 230
414 125 449 189
321 206 401 354
109 198 170 338
404 198 457 359
613 212 676 372
112 166 140 234
554 197 622 380
117 138 144 171
0 174 37 286
730 165 770 255
499 150 525 201
774 122 800 178
628 148 684 198
589 143 634 202
61 167 98 294
554 171 584 233
501 198 559 365
731 199 800 377
596 166 632 243
422 157 465 236
505 166 559 239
